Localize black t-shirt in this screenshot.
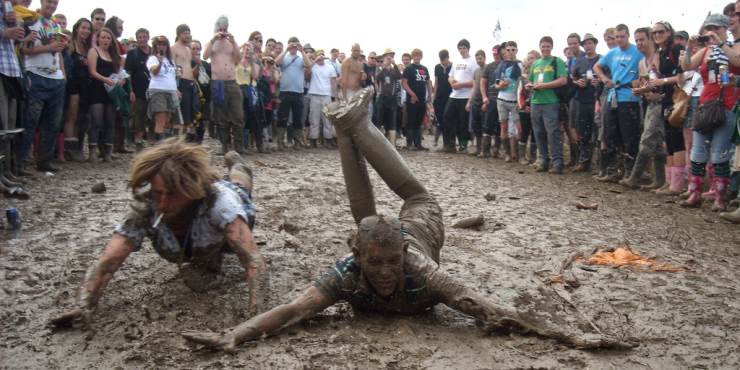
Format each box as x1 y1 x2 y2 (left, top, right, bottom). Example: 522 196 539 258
402 63 431 102
434 63 452 103
125 47 151 99
377 66 402 97
483 61 501 98
658 44 683 109
571 54 601 103
363 64 376 87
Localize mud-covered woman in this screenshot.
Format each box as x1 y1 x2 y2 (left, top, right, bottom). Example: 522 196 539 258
51 140 267 327
182 87 634 353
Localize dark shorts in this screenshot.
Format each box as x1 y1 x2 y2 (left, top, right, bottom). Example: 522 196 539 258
178 79 196 124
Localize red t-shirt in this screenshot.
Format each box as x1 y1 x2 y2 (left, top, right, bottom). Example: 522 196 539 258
699 47 739 110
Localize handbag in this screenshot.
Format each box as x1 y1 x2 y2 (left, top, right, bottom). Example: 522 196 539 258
667 85 690 128
692 87 725 134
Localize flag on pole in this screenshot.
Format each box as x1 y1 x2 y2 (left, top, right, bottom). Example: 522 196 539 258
493 20 502 41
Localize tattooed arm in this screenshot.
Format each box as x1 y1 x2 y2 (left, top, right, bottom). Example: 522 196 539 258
183 285 334 352
225 217 267 314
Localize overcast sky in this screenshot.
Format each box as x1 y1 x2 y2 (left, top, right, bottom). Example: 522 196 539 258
54 0 729 62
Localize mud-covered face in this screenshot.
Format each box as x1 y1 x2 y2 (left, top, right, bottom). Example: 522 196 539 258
150 174 194 221
359 244 405 297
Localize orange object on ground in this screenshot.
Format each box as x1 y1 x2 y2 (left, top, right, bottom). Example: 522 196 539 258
577 246 683 272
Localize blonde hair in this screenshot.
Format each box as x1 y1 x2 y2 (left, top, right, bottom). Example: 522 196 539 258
129 138 219 200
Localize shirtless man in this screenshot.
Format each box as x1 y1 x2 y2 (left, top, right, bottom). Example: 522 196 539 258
182 87 634 353
172 24 196 137
203 16 245 154
340 43 365 101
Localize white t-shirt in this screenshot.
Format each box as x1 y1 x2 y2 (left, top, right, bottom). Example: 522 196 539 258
24 18 65 79
448 56 479 99
146 55 177 91
308 62 337 96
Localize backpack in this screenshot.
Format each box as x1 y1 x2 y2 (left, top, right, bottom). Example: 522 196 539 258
551 58 576 103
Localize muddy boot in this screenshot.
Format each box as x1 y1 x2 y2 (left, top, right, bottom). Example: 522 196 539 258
711 177 730 212
102 144 114 162
720 203 740 223
387 130 398 148
639 157 666 191
528 141 537 164
458 138 468 153
619 151 649 189
656 166 685 196
478 136 492 158
680 175 703 208
492 136 502 159
325 86 425 200
470 136 483 157
309 139 318 148
566 144 578 167
275 127 286 151
87 144 99 163
517 142 526 164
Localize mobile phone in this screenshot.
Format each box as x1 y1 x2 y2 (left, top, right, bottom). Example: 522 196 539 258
697 35 710 43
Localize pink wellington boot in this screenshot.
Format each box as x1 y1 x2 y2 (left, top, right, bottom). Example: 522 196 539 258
711 177 730 212
680 175 703 208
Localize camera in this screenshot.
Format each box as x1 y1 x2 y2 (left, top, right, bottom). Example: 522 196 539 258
697 35 710 43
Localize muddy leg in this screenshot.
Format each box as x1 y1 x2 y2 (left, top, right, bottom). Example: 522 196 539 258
335 128 377 224
224 151 253 194
325 87 426 201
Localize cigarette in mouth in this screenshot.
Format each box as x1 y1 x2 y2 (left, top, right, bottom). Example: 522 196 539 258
152 213 163 228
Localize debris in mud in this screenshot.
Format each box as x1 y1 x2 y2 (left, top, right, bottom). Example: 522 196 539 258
279 221 300 235
484 193 496 202
91 183 106 194
575 202 598 210
576 246 683 272
451 215 485 229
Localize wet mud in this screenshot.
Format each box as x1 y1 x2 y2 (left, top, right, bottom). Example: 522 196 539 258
1 137 739 369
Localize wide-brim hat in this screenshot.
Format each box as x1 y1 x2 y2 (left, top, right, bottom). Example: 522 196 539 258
581 33 598 46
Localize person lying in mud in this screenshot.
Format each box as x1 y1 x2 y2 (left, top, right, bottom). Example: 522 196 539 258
182 87 634 352
51 140 267 327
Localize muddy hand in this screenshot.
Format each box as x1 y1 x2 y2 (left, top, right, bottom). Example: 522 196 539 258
182 331 237 353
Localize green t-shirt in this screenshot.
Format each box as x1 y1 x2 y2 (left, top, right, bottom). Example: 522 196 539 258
528 57 567 105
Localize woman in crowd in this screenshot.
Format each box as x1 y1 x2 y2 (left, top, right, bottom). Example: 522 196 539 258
235 42 265 152
146 35 179 142
191 39 212 143
518 50 540 165
64 18 92 162
87 27 122 162
680 13 739 211
260 55 280 150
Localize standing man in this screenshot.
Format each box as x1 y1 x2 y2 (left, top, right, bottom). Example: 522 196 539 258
444 39 478 153
570 33 601 172
340 43 365 100
276 36 313 149
90 8 105 44
525 36 567 174
203 16 244 154
593 24 643 182
375 49 402 144
307 50 337 148
466 50 486 156
328 48 342 101
433 50 452 148
172 24 196 138
479 44 504 157
125 28 152 151
402 48 434 151
565 33 583 167
19 0 67 173
494 42 523 162
191 40 212 144
0 1 26 182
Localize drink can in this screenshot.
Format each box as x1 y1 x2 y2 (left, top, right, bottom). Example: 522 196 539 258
586 70 594 80
719 65 729 85
5 207 21 230
648 70 658 81
3 1 13 13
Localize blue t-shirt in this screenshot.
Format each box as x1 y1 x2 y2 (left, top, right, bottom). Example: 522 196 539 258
493 60 522 101
279 53 304 93
598 44 643 103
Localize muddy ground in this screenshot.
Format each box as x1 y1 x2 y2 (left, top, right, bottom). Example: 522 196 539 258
1 136 739 370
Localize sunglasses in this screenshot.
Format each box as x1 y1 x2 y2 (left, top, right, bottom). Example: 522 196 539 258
94 17 105 21
651 29 666 35
506 48 517 52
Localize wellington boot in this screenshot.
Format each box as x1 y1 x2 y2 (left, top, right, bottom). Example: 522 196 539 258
567 144 578 167
458 138 468 153
619 151 649 189
478 136 491 158
640 157 667 191
492 136 501 159
88 145 99 163
310 139 318 148
711 177 729 212
528 142 537 164
470 136 482 156
102 144 114 162
387 130 398 148
276 127 286 151
502 138 512 162
517 142 526 164
680 175 703 208
720 205 740 223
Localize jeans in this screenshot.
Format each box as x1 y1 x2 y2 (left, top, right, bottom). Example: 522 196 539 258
690 109 736 164
406 100 426 148
469 101 483 137
576 100 596 163
603 102 640 173
376 95 398 131
519 111 532 143
531 103 562 168
19 73 66 162
278 91 304 131
483 97 499 136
